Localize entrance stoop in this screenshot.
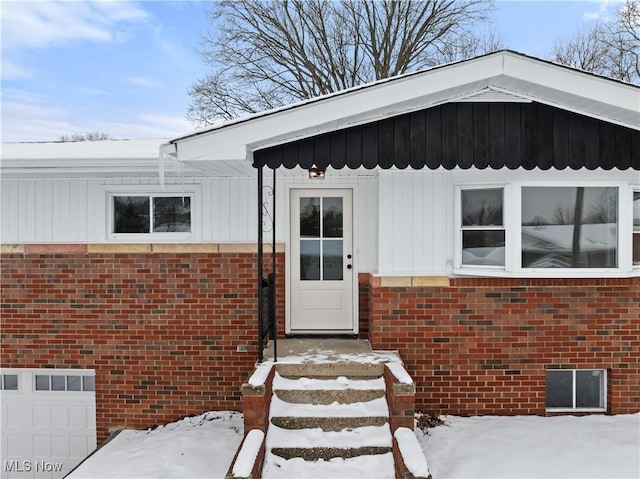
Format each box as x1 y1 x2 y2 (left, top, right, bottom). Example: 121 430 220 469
225 340 431 479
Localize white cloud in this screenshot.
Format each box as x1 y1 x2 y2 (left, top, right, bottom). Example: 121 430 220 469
1 1 148 51
0 59 36 80
583 0 625 22
1 88 193 142
127 76 160 88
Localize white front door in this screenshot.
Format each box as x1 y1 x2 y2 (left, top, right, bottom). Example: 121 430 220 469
290 189 354 333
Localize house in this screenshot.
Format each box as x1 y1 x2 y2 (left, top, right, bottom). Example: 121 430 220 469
1 51 639 475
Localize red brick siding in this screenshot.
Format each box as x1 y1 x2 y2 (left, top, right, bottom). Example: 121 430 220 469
366 275 640 415
358 273 371 340
1 250 285 443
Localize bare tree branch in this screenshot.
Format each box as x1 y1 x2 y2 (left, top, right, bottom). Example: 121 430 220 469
549 0 639 83
187 0 498 126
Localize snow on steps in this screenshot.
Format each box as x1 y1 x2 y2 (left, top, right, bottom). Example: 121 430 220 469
263 372 395 478
226 351 431 479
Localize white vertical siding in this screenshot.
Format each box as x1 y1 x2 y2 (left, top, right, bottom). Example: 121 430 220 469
4 168 631 276
378 170 451 275
281 175 379 273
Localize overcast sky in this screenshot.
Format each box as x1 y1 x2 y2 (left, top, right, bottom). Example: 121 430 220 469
0 0 628 143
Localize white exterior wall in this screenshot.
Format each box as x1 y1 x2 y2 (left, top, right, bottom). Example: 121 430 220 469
2 168 636 276
0 174 381 272
376 167 638 276
378 170 451 275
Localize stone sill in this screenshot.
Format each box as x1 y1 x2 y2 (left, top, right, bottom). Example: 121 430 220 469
0 243 285 254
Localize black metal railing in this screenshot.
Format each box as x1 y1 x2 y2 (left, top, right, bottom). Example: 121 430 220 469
257 166 277 362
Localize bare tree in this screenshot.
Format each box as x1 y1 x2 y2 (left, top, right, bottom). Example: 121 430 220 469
550 0 639 83
59 132 111 142
607 0 640 81
188 0 498 126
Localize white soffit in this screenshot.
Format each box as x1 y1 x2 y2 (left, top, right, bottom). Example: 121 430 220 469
457 87 532 103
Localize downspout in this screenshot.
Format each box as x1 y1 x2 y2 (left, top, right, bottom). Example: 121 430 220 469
158 142 177 187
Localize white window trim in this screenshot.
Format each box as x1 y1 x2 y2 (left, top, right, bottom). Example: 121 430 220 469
455 181 635 278
546 369 607 413
105 185 201 242
454 183 509 274
632 185 640 271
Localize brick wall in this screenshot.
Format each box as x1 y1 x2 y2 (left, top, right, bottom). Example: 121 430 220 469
3 245 638 443
366 275 640 415
1 245 285 443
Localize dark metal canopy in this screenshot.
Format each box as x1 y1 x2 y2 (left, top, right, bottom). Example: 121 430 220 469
253 102 640 171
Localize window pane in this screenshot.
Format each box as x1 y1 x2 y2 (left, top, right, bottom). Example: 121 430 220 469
153 197 191 232
3 374 18 390
576 370 604 408
300 240 320 280
83 376 96 392
51 376 65 391
35 375 50 391
300 197 320 238
546 370 573 408
462 231 505 266
522 187 617 268
323 240 343 280
67 375 82 391
462 189 503 226
323 197 343 238
634 192 640 265
114 196 150 233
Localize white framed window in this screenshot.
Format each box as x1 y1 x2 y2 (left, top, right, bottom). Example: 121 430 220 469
456 182 636 277
459 187 505 268
521 186 617 269
107 188 197 240
546 369 606 412
34 373 95 392
1 373 18 391
633 189 640 268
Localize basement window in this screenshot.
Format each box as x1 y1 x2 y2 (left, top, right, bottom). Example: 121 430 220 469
546 369 606 412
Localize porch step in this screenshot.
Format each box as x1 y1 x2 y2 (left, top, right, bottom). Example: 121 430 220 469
262 368 395 479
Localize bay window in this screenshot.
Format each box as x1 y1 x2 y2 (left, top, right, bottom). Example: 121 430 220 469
521 187 617 268
457 183 635 275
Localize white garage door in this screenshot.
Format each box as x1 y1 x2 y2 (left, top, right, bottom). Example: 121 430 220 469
1 369 96 479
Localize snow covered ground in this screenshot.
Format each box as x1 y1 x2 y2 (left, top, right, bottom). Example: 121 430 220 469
67 411 639 479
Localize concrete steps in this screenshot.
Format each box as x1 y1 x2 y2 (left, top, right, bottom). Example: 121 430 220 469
261 367 395 478
225 339 431 479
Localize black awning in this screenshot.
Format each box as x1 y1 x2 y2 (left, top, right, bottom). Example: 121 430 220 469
253 102 640 171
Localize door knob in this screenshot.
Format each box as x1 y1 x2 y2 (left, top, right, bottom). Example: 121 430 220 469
347 254 352 259
347 264 352 269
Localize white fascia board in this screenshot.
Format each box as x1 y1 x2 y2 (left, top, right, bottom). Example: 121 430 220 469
501 53 640 128
1 138 169 162
0 139 188 178
170 51 640 165
171 56 508 164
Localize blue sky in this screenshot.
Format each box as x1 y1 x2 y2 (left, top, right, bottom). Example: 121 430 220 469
0 0 627 143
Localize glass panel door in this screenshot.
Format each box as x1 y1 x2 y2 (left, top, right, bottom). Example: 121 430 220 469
299 196 343 281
